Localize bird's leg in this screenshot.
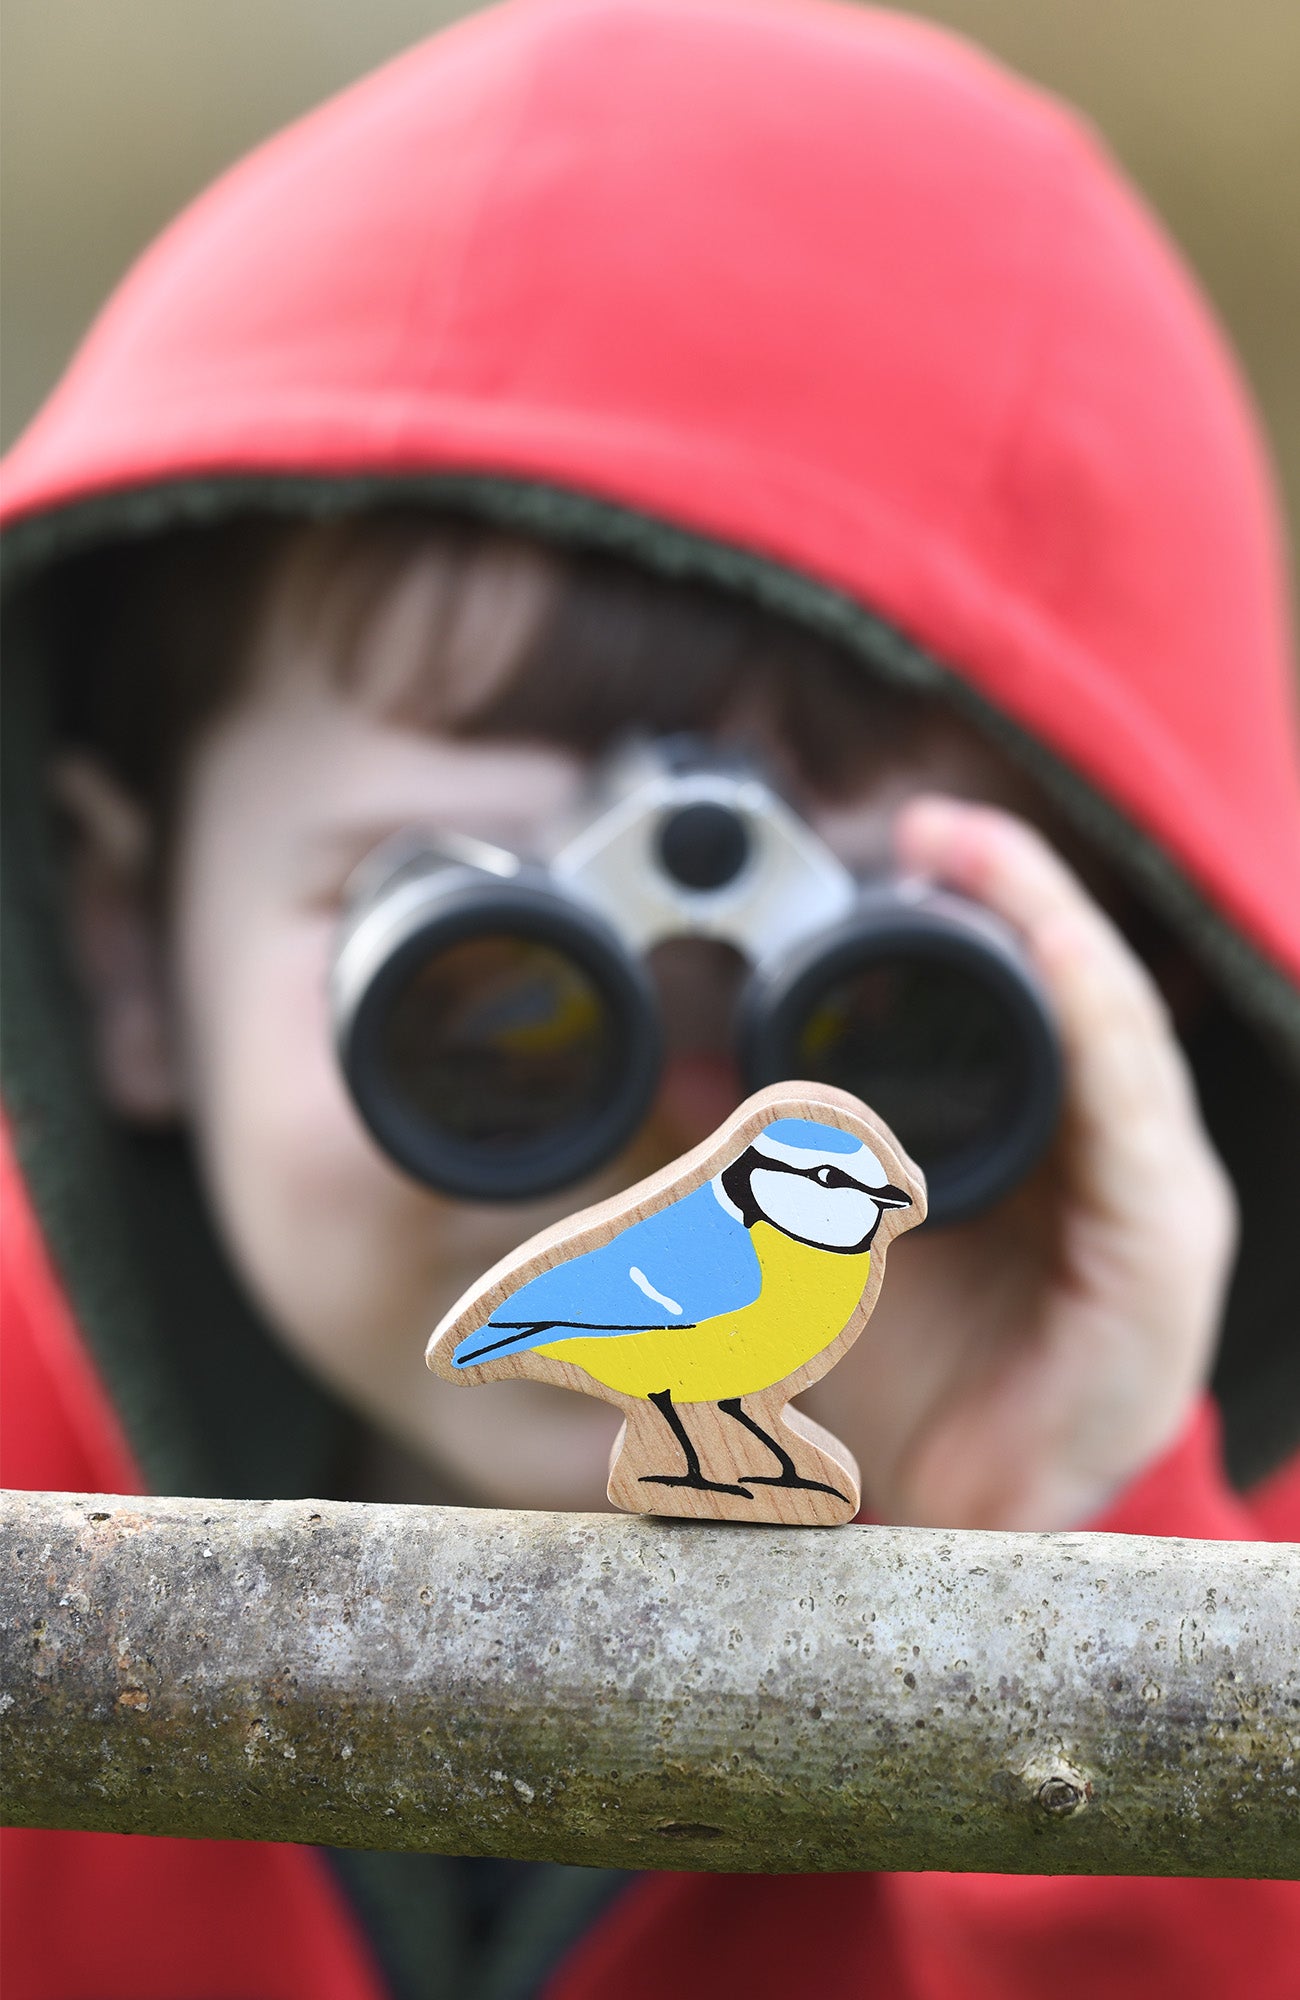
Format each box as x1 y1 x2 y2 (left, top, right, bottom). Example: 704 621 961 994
720 1398 850 1501
640 1390 756 1497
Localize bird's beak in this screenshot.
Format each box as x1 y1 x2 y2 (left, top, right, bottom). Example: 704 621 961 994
872 1183 913 1210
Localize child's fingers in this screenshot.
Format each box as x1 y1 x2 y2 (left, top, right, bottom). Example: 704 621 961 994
894 795 1218 1220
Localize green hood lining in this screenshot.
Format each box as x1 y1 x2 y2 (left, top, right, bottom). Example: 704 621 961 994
324 1848 633 2000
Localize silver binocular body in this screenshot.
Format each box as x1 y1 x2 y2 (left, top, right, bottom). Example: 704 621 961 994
332 738 1061 1223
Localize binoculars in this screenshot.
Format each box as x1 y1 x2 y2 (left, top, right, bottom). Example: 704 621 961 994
331 739 1061 1224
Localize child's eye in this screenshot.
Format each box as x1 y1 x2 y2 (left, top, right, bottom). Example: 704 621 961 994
299 877 358 920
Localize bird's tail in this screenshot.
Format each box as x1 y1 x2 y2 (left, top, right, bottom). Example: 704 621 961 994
453 1316 682 1368
452 1321 556 1368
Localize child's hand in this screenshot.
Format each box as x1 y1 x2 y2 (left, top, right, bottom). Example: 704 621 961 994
810 795 1237 1531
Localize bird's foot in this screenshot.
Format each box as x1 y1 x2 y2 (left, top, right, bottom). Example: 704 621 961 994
640 1472 755 1498
739 1471 850 1501
717 1400 850 1504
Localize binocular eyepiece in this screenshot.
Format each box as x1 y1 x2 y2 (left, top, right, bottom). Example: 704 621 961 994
331 739 1062 1224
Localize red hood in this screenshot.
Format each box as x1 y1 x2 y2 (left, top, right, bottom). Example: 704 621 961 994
2 0 1298 996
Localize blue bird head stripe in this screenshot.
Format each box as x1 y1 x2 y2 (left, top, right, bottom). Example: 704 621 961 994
762 1117 862 1154
452 1181 762 1368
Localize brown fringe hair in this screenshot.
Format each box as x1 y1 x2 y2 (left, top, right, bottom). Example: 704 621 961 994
56 507 931 834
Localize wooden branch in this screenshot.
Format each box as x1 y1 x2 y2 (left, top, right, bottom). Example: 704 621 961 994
2 1489 1297 1878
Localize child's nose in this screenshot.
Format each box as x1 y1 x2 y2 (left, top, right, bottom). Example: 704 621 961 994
645 938 747 1151
650 1051 744 1154
647 937 747 1051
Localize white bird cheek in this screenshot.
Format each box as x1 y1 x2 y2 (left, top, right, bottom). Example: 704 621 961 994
749 1170 874 1248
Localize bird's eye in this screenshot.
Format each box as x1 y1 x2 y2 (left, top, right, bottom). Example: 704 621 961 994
810 1163 868 1193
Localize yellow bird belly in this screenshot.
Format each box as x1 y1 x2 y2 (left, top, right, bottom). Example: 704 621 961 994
535 1223 871 1401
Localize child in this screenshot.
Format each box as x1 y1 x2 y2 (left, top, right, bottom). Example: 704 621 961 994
3 2 1298 1996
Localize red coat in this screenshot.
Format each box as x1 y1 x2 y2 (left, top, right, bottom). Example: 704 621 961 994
3 3 1299 1995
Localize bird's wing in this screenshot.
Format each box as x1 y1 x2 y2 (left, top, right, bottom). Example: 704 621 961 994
452 1182 761 1369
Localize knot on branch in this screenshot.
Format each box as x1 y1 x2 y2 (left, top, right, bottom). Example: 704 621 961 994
1037 1775 1087 1817
1023 1757 1093 1820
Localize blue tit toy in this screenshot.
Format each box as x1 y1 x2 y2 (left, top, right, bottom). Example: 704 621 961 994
428 1083 926 1524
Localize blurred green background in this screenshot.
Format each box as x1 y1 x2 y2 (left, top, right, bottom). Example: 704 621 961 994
3 0 1297 612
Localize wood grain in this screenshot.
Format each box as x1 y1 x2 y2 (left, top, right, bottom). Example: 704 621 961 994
428 1083 926 1526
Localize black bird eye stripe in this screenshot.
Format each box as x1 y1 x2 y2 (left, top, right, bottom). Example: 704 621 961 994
723 1146 912 1253
866 1182 912 1207
749 1153 911 1204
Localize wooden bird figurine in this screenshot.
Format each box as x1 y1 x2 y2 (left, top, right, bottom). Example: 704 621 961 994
427 1082 926 1525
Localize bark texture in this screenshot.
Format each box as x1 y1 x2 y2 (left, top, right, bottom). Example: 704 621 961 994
2 1489 1297 1877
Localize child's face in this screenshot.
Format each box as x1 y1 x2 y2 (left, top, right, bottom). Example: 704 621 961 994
135 613 1046 1511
